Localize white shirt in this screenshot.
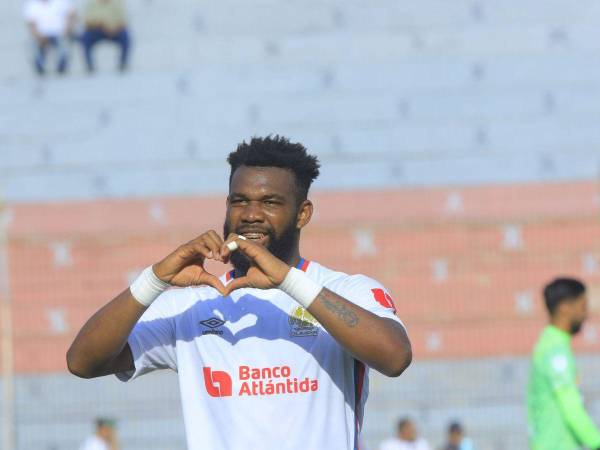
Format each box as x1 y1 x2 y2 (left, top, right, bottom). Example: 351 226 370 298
23 0 74 37
379 437 432 450
118 259 404 450
79 435 109 450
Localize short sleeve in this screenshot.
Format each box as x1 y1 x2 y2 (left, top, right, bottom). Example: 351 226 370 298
116 291 178 382
331 274 404 327
543 348 575 391
79 437 106 450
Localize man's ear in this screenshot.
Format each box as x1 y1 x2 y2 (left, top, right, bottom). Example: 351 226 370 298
296 200 313 229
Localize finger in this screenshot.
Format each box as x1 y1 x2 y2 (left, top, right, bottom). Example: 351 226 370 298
197 273 228 296
223 238 289 285
156 240 212 283
190 234 220 260
219 234 233 261
205 230 225 260
173 242 208 265
220 233 247 259
186 242 214 261
223 276 251 296
227 235 264 261
200 235 221 260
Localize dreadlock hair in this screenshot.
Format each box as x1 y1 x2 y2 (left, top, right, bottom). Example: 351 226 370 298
227 135 321 202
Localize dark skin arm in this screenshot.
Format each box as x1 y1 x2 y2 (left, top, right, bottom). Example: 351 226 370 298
27 22 47 46
221 236 412 377
308 289 411 376
66 231 228 378
66 289 144 377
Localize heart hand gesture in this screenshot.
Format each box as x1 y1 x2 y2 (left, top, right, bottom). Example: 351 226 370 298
221 234 291 295
152 230 228 295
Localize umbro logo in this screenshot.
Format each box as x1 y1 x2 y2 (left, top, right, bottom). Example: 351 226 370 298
199 317 225 335
200 318 225 328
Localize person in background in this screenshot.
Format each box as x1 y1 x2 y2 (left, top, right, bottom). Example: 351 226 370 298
23 0 76 75
441 421 474 450
527 277 600 450
79 418 120 450
81 0 130 73
379 417 432 450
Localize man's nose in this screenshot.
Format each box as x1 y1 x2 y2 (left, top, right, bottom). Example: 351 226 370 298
241 201 265 222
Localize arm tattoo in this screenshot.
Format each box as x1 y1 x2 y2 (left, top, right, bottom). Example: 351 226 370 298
318 290 359 328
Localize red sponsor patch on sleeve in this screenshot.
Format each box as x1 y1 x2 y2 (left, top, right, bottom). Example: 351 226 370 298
371 288 397 313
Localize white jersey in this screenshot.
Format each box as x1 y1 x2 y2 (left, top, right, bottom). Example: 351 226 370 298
23 0 74 37
118 259 403 450
79 435 109 450
379 438 432 450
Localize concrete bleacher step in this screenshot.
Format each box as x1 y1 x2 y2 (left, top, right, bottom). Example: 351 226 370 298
7 154 595 202
484 0 600 23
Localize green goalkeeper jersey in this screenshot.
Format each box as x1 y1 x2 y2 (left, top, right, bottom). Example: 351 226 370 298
527 325 600 450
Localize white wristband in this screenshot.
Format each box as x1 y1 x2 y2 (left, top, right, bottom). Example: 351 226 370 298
130 266 170 307
278 267 323 309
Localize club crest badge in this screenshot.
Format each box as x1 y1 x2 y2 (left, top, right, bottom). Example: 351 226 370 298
289 305 320 337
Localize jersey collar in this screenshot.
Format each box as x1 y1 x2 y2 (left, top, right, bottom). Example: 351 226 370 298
545 325 572 343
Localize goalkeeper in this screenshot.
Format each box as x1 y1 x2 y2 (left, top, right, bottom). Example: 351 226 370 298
528 277 600 450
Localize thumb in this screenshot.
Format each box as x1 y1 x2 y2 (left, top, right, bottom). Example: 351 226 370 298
195 272 228 296
221 234 264 262
223 277 252 296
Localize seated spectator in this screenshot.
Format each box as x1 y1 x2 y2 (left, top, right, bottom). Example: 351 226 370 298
442 422 474 450
23 0 76 75
379 417 432 450
81 0 130 72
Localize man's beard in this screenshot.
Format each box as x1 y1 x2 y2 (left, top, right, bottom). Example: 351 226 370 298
223 218 299 275
569 320 584 335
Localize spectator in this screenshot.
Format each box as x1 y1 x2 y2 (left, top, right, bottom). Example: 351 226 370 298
380 418 432 450
442 422 474 450
81 0 131 73
79 418 119 450
23 0 76 75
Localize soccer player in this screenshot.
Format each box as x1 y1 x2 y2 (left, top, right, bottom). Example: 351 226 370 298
527 277 600 450
67 136 412 450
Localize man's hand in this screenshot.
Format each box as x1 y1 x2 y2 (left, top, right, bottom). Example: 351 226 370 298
221 234 290 294
152 231 227 295
27 23 47 46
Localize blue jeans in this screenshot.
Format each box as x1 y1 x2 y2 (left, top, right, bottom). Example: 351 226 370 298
33 36 69 75
81 27 131 71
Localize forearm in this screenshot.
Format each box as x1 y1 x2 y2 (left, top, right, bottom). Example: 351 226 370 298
66 12 76 34
307 288 412 377
556 385 600 448
66 288 146 378
27 23 43 43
